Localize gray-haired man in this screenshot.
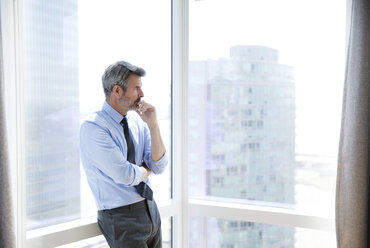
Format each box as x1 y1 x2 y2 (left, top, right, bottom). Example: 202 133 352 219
80 61 168 247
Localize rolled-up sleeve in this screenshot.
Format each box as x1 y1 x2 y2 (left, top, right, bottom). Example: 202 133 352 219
142 124 168 174
80 121 143 186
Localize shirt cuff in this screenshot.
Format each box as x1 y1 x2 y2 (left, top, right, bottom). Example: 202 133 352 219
146 151 168 174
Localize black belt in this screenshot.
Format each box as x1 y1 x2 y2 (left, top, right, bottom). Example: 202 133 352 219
100 200 147 214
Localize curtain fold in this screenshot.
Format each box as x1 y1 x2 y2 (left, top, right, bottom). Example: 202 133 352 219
0 4 15 247
336 0 370 247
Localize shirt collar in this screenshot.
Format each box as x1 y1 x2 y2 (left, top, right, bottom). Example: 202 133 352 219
102 101 124 124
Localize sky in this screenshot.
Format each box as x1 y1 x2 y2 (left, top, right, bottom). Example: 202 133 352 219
188 0 346 156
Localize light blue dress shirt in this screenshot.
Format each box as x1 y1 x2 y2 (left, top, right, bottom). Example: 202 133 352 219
80 101 168 210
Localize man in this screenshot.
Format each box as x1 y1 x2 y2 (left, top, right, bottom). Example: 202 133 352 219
80 61 168 248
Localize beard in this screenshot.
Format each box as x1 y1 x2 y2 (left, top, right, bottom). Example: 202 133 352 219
119 95 141 111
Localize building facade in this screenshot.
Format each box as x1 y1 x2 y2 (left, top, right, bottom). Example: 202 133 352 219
189 46 296 247
22 0 80 230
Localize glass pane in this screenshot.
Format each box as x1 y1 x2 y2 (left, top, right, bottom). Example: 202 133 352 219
162 217 173 248
78 0 172 212
188 0 345 215
22 0 171 231
190 217 336 248
22 0 81 230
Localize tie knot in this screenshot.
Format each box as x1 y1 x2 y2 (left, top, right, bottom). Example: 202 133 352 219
120 116 128 127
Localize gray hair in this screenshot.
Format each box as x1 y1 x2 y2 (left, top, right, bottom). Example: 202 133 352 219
102 61 146 97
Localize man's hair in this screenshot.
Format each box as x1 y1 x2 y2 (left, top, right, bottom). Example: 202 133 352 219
102 61 146 97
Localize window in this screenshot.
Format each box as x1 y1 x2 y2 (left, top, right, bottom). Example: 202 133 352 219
5 0 173 246
3 0 347 247
188 0 345 246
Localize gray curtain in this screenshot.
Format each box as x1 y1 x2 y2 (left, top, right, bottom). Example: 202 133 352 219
336 0 370 247
0 4 15 247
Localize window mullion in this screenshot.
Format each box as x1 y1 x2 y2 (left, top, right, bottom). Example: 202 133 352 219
2 0 27 247
172 0 189 247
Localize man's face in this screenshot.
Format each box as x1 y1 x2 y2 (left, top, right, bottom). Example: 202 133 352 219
118 74 144 112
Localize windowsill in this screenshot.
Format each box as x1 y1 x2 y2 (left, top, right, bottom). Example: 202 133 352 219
189 195 335 218
189 197 335 231
190 195 297 209
27 216 98 240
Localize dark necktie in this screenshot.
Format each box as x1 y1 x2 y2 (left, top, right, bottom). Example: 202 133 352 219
121 117 153 201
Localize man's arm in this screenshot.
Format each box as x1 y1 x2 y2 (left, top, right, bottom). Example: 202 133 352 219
137 101 166 162
80 121 144 186
147 121 166 161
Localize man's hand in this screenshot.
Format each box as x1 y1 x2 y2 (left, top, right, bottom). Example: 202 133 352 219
136 100 157 127
140 166 152 181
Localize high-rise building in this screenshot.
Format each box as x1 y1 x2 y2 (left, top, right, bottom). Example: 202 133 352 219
189 46 295 247
22 0 80 230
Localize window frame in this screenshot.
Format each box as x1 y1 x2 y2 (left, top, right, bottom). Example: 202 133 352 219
2 0 348 247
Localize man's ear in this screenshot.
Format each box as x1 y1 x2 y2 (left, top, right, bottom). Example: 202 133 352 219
112 85 122 97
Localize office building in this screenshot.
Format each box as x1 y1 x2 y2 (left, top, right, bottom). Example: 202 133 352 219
189 45 295 247
22 0 80 230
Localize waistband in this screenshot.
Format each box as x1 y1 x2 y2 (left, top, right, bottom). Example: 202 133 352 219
100 200 147 214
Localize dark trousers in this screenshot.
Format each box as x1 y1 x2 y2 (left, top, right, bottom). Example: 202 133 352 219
97 199 162 248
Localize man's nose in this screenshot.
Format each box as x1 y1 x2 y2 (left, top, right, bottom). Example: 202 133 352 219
139 89 144 98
